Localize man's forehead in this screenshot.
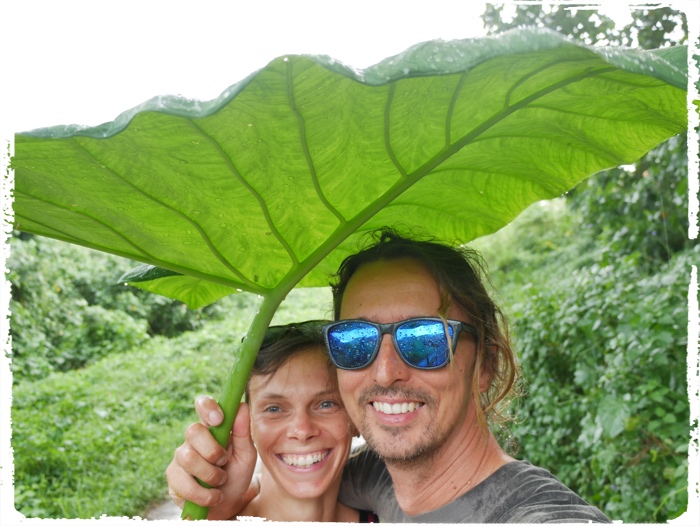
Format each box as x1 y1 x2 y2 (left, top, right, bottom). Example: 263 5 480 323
349 257 434 282
340 258 444 317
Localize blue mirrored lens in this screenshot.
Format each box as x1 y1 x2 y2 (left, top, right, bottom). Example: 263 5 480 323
327 322 378 369
395 320 452 368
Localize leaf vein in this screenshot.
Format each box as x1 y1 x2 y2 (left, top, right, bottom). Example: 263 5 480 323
14 195 263 292
69 136 258 288
446 72 469 146
469 133 626 166
286 59 346 225
187 119 301 268
384 83 407 178
525 102 681 130
411 66 621 181
504 56 595 107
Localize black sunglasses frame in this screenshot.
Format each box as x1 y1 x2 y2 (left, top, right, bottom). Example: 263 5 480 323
322 317 477 371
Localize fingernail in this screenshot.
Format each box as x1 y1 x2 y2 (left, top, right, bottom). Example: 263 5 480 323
215 455 228 467
209 410 223 426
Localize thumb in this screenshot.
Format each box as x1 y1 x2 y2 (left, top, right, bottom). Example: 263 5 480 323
231 402 257 464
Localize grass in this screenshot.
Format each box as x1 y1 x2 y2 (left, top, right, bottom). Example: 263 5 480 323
11 287 331 519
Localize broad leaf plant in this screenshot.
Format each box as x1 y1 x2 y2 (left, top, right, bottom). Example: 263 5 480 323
11 29 688 519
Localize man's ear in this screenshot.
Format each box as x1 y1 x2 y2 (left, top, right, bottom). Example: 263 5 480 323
478 346 497 393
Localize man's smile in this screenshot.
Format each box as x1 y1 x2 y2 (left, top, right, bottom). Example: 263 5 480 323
371 401 424 415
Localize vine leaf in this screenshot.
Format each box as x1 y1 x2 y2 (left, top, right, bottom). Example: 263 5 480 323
11 28 687 519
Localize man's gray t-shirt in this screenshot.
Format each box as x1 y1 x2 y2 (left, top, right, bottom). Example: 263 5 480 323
340 448 611 523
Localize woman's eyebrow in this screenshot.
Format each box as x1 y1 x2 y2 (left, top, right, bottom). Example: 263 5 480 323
257 388 339 400
255 392 288 401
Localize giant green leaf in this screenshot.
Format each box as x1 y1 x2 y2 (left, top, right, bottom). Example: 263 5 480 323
11 28 688 519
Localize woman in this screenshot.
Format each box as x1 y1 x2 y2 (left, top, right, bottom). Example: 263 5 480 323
169 321 377 522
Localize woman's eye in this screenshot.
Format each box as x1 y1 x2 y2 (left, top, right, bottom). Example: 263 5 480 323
319 400 338 409
264 405 281 413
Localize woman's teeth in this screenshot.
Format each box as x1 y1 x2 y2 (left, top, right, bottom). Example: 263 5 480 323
372 401 421 415
281 450 329 468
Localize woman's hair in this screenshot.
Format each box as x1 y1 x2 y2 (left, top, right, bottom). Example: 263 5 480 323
330 227 520 428
244 320 330 401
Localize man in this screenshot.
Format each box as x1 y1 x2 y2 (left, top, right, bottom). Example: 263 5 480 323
167 228 610 522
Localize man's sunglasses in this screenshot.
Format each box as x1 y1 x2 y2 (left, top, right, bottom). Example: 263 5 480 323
322 317 477 370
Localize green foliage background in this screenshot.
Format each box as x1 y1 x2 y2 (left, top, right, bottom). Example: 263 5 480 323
8 3 694 522
10 257 332 518
474 198 692 522
474 5 693 522
7 232 238 382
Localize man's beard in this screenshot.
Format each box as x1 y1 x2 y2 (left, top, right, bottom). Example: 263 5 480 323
356 386 449 468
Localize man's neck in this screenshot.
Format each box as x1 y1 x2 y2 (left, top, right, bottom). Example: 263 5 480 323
385 428 513 516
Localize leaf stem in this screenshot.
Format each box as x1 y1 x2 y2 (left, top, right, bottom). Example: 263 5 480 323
181 290 288 520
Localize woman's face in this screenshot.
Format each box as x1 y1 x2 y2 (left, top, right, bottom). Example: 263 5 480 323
248 347 354 499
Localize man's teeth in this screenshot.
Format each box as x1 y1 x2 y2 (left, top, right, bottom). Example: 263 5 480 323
372 401 421 415
281 451 329 468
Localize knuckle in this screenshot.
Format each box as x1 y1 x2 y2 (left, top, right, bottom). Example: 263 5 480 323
180 485 201 503
165 462 177 480
185 422 204 441
204 489 222 507
195 394 217 412
182 485 217 507
214 470 228 486
194 394 207 408
179 446 199 468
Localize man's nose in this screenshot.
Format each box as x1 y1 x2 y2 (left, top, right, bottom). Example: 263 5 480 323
372 334 410 386
287 411 319 441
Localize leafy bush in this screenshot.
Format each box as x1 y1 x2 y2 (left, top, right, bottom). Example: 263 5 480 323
472 198 597 299
474 189 692 522
568 135 689 270
508 246 691 522
475 10 691 519
7 233 251 382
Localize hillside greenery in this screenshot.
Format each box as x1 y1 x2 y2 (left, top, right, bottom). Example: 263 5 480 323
7 232 250 382
473 196 692 522
9 264 331 518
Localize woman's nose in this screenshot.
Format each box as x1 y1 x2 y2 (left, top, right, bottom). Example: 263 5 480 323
286 411 319 441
